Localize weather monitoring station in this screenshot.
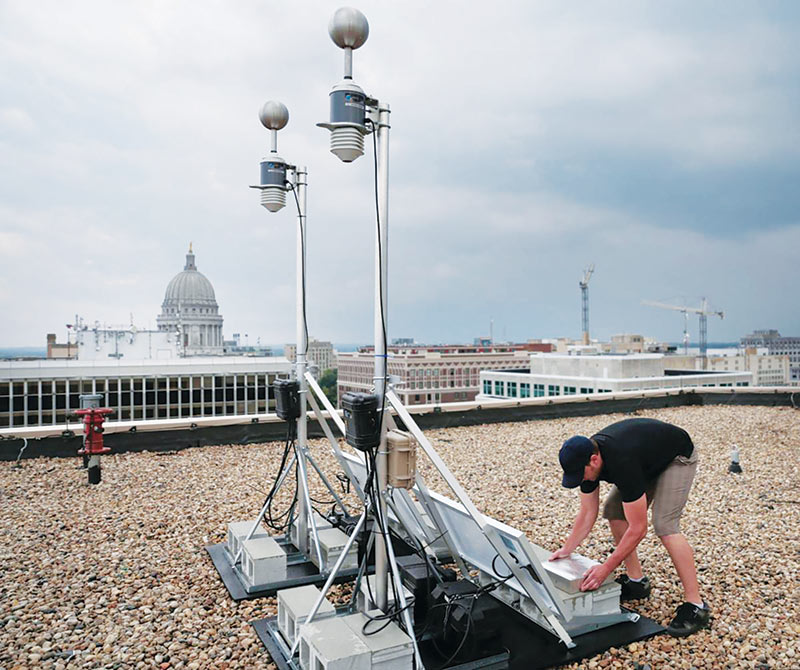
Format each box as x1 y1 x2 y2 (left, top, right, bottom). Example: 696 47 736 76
4 4 800 670
203 8 664 669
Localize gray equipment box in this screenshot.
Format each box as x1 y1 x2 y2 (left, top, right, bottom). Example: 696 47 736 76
309 527 358 572
226 519 269 561
277 585 336 647
290 511 334 551
343 611 414 670
540 552 606 594
299 616 371 670
356 575 414 627
521 580 622 622
241 536 287 591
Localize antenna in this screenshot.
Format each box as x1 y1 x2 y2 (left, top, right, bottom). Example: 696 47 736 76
579 264 595 345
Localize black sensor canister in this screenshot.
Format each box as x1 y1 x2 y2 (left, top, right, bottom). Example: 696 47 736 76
341 392 380 452
273 379 301 421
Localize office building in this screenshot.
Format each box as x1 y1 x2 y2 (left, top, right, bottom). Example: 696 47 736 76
285 338 336 374
337 342 552 406
0 357 289 428
478 353 751 400
741 330 800 385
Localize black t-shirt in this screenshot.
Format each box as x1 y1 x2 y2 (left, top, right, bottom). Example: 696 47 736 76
579 418 694 502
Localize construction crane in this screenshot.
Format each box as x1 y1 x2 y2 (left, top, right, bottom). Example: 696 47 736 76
643 298 724 369
579 264 595 345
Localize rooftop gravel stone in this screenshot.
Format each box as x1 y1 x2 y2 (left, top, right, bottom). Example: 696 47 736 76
1 405 798 669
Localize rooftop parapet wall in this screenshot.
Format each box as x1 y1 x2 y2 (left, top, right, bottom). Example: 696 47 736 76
1 387 796 461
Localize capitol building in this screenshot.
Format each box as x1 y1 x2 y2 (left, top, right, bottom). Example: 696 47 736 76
156 244 224 356
7 244 290 429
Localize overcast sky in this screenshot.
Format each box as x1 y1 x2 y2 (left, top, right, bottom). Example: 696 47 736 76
1 1 798 347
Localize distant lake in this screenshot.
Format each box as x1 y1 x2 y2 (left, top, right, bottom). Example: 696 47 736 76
0 347 47 359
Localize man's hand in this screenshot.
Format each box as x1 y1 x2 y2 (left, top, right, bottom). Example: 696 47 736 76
580 563 611 591
549 547 572 561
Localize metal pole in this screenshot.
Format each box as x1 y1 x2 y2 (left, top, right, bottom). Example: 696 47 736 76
295 165 310 556
344 47 353 79
373 103 391 612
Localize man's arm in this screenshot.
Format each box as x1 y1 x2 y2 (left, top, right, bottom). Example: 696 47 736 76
549 488 600 560
580 494 648 590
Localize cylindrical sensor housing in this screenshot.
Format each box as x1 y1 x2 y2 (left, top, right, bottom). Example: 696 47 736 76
341 392 380 452
387 429 417 490
328 81 367 162
330 87 366 126
259 155 287 212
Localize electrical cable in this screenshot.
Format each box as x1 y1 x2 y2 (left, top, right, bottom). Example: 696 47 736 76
287 180 310 357
491 553 514 581
12 437 28 467
362 596 416 636
343 118 417 639
260 423 299 533
435 596 476 670
366 118 389 433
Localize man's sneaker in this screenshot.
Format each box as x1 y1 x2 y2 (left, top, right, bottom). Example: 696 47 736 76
667 602 711 637
615 574 651 601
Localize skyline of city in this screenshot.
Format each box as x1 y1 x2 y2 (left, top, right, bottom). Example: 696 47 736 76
1 2 798 346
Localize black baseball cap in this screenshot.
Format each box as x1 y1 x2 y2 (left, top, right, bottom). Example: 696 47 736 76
559 436 594 488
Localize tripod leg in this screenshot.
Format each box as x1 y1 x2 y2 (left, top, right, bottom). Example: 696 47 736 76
288 505 370 658
306 450 350 515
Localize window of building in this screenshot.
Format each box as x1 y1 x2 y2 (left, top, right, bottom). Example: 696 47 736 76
494 380 504 396
563 386 576 395
520 382 530 398
483 380 492 395
580 387 593 394
508 382 518 397
533 384 545 397
548 385 560 396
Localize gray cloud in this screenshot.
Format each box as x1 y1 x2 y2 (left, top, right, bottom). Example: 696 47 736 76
1 1 798 347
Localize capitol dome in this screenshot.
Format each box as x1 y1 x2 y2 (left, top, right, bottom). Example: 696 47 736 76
157 244 224 355
163 257 217 306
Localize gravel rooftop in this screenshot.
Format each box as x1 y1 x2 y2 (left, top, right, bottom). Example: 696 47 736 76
1 405 799 670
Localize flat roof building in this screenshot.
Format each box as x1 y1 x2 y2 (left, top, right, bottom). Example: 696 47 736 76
337 343 552 407
741 330 800 385
285 338 336 376
478 353 752 401
0 356 290 428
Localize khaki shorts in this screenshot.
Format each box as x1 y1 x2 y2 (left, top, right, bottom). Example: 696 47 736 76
602 449 698 537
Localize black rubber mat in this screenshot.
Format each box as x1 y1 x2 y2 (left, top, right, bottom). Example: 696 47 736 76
205 542 361 600
252 604 665 669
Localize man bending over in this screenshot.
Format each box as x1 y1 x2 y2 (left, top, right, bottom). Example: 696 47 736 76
552 417 710 637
